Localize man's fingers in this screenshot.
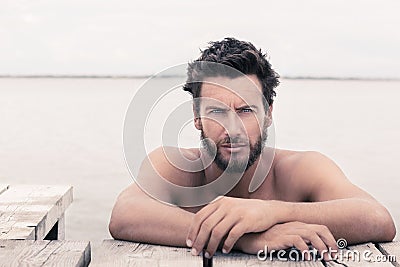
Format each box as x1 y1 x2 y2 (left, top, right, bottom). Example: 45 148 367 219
313 225 338 260
314 225 338 250
191 210 225 256
223 224 246 253
287 235 312 260
205 218 236 257
186 203 218 248
290 235 310 252
289 223 337 260
302 231 330 261
308 233 328 254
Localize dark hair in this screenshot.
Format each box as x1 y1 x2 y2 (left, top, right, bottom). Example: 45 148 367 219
183 37 279 113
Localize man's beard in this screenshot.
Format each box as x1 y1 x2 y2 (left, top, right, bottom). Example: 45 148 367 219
201 127 268 173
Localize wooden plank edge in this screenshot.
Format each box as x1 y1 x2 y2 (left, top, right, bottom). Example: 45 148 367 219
36 186 73 240
375 242 399 267
73 241 91 267
0 185 73 240
84 241 91 267
0 184 9 195
0 226 36 240
0 240 91 267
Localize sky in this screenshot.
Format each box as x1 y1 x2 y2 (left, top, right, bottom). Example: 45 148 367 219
1 0 399 78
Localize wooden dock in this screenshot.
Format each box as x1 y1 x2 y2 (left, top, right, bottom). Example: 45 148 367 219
0 184 398 266
0 184 72 240
0 240 90 267
90 240 400 266
0 184 90 266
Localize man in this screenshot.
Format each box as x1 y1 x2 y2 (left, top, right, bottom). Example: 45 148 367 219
109 38 395 261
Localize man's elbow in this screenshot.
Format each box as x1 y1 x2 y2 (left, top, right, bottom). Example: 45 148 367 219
374 207 396 242
381 218 396 242
108 215 122 240
108 202 137 241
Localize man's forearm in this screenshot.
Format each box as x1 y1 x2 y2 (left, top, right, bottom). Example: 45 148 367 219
271 198 396 244
109 187 195 247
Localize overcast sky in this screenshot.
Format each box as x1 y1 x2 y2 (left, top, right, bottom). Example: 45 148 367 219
1 0 399 78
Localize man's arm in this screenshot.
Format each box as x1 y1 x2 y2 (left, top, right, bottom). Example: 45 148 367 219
272 151 396 243
187 151 396 256
109 183 194 246
109 147 200 246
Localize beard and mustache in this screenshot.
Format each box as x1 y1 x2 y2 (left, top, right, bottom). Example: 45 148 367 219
200 125 268 173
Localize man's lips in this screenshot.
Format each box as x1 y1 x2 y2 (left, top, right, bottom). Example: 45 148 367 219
220 143 248 152
220 143 248 148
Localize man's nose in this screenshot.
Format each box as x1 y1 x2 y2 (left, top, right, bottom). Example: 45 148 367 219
223 112 245 137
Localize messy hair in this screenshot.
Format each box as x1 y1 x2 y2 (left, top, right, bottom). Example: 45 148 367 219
183 37 280 114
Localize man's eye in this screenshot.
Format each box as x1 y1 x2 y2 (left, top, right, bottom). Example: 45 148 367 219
211 109 224 114
240 108 253 113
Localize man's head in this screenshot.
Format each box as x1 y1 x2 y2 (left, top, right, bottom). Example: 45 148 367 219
183 38 279 173
183 37 279 113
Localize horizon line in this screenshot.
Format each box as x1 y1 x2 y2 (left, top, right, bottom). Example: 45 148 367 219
0 74 399 81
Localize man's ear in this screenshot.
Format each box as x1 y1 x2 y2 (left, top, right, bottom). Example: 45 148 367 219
194 117 202 130
193 103 202 130
265 104 273 127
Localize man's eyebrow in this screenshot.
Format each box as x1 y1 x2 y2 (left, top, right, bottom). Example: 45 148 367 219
236 105 259 110
204 105 259 111
204 106 228 111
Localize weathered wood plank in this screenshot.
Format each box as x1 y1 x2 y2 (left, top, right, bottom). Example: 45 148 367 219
91 240 202 266
93 240 324 266
93 240 399 266
325 242 393 266
41 240 91 267
213 250 324 266
0 226 35 240
376 241 400 267
0 184 9 195
58 214 65 240
45 215 65 240
0 185 73 240
0 240 90 267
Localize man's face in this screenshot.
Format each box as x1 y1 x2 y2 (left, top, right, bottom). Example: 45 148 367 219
196 74 270 173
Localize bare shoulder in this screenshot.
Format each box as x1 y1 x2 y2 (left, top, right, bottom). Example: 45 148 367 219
273 149 374 202
272 149 319 201
274 149 332 173
140 146 203 187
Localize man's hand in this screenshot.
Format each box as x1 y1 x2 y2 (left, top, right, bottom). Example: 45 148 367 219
236 221 338 261
186 196 280 258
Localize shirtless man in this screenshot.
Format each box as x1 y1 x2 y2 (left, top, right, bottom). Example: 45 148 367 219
109 38 395 260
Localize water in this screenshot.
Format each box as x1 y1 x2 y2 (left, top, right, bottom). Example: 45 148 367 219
0 77 399 244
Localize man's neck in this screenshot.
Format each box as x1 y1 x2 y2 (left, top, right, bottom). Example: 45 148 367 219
200 148 274 198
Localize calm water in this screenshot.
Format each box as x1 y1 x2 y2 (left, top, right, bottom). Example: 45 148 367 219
0 78 399 244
